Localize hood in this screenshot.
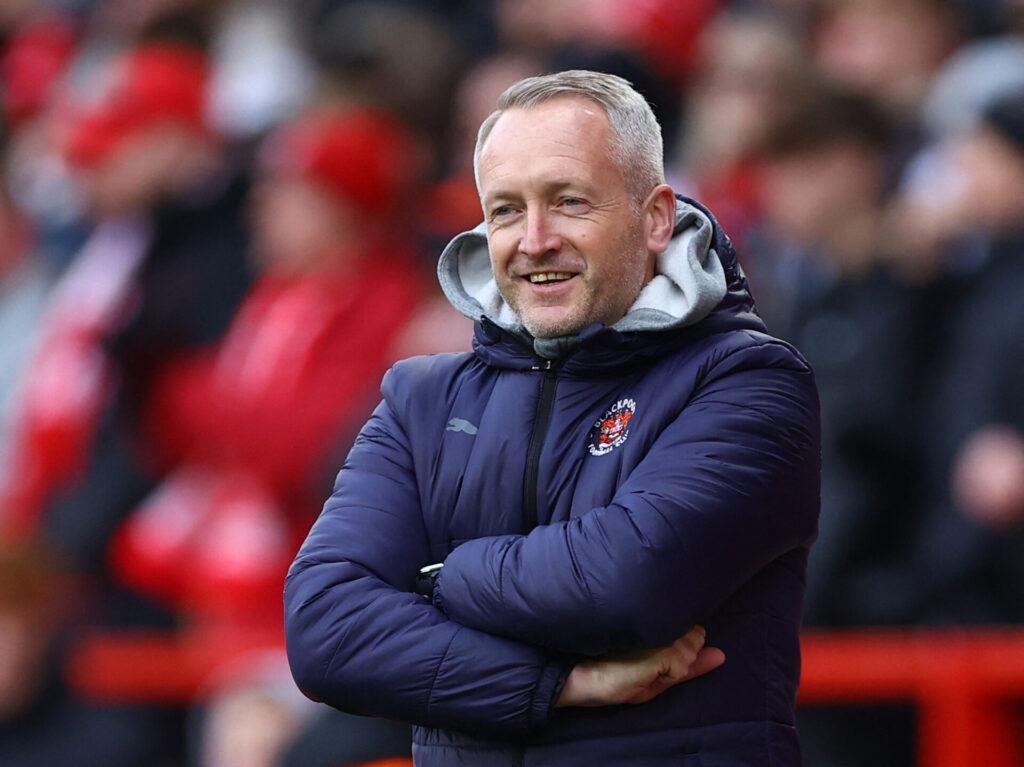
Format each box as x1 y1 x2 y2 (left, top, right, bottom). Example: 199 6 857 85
437 196 764 362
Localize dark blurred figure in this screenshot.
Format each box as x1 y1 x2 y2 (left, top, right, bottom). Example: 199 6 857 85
750 86 929 630
0 540 176 766
888 86 1024 624
747 86 925 767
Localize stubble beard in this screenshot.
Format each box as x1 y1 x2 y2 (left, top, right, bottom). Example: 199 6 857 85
504 224 651 339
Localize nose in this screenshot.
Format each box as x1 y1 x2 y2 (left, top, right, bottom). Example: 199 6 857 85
519 206 561 259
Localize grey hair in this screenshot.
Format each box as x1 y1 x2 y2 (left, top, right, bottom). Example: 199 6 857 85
473 69 665 203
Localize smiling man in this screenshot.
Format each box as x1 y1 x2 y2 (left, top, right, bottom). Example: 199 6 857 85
285 70 821 766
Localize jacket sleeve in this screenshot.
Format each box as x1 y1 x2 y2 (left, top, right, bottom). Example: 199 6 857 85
284 391 570 737
433 341 821 655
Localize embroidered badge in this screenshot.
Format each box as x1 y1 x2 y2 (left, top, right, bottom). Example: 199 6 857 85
588 398 636 456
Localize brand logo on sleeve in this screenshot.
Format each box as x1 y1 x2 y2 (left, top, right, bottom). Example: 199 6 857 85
588 398 636 456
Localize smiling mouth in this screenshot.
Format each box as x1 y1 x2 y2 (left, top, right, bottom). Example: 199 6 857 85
527 272 574 284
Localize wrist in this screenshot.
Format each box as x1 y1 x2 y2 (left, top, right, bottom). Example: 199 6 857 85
554 662 601 708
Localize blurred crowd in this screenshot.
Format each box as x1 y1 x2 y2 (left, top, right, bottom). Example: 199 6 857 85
0 0 1023 765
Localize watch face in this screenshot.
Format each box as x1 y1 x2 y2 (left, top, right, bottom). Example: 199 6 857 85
415 567 440 598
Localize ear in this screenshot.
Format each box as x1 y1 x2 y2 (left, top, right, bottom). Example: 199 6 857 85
644 184 676 254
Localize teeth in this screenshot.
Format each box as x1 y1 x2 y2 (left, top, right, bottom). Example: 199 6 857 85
529 272 573 284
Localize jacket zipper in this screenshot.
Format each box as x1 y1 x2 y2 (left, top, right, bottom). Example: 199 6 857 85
524 360 557 531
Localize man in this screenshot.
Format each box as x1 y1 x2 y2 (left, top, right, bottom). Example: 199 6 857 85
285 70 820 765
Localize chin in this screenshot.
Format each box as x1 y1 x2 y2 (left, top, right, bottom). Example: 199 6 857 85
524 316 587 339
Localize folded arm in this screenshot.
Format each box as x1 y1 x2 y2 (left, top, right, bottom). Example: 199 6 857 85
434 343 821 655
284 398 570 737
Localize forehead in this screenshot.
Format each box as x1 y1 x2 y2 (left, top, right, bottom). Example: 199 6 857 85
477 96 621 193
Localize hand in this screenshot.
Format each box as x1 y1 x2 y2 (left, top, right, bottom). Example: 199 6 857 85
554 625 725 708
952 426 1024 529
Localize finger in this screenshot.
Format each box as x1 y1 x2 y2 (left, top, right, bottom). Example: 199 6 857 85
684 624 706 642
661 643 701 682
673 627 707 659
629 646 727 705
677 625 706 649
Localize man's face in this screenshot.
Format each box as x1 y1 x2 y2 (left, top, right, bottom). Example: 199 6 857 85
477 96 656 338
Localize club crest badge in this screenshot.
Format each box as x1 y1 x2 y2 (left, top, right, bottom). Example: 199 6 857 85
588 398 636 456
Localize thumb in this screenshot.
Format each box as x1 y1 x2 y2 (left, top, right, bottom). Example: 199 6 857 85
686 647 726 680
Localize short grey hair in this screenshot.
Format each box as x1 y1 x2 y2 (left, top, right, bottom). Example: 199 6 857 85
473 69 665 203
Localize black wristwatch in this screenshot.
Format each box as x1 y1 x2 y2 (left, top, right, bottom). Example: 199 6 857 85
414 563 444 600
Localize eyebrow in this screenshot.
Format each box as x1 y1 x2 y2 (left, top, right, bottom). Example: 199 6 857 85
481 179 591 205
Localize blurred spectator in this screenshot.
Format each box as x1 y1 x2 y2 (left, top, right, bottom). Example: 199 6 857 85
1 39 254 580
109 107 427 628
0 540 176 765
814 0 965 188
815 0 962 123
893 86 1024 624
747 82 927 767
748 86 928 629
674 9 817 240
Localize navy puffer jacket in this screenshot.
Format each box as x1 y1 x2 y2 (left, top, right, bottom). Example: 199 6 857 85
285 198 820 766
